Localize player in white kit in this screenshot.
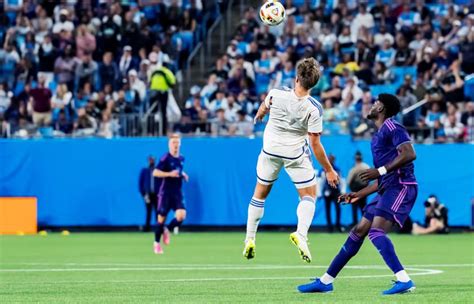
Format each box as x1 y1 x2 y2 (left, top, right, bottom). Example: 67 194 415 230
243 58 339 263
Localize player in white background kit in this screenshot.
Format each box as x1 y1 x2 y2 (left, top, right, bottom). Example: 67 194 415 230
243 58 340 263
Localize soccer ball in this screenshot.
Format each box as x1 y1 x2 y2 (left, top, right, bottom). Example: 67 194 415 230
259 1 286 26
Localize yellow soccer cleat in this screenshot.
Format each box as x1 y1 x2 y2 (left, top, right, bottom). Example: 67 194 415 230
290 232 312 263
243 239 256 260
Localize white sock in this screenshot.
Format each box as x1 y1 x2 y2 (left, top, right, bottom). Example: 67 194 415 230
246 197 265 240
320 273 335 285
296 196 316 239
395 270 411 283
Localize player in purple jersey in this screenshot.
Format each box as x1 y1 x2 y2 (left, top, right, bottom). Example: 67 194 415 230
152 134 189 254
298 94 418 295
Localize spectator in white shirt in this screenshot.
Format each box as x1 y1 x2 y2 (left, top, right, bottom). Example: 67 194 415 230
341 77 363 106
0 83 13 115
351 3 374 41
230 110 253 136
208 91 228 114
374 25 394 48
52 9 74 34
397 4 421 29
128 70 146 102
443 114 464 141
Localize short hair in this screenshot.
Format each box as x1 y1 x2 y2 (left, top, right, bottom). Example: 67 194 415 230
378 93 401 117
296 58 321 90
169 133 181 140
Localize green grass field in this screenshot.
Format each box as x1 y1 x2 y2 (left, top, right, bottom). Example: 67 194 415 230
1 232 473 303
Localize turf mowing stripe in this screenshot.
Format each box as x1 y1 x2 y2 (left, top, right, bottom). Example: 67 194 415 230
0 268 443 285
0 265 451 273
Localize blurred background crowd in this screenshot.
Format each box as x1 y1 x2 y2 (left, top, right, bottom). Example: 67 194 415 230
0 0 473 143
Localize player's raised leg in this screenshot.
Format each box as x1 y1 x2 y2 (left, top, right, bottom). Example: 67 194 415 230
288 132 339 263
290 183 317 263
243 181 273 259
244 152 281 259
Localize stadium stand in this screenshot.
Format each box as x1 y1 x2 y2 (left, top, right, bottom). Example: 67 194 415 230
176 0 474 143
0 0 222 137
0 0 473 143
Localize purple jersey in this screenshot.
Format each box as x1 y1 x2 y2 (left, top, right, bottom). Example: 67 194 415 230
157 153 185 196
371 118 416 189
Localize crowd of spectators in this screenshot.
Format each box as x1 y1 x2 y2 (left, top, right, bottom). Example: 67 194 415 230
175 0 474 143
1 1 474 142
0 0 220 138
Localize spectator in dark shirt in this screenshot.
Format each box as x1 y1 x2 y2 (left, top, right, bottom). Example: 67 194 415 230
139 156 161 232
318 155 344 233
37 35 57 85
417 47 435 75
30 76 52 127
394 35 415 66
54 110 73 134
99 52 119 90
412 195 449 235
255 26 276 50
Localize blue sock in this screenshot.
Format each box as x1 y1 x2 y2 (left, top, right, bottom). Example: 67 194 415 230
167 218 182 231
327 231 364 278
155 223 164 243
368 228 404 274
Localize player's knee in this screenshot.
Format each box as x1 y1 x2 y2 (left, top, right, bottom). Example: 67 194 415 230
157 215 166 224
352 223 370 239
176 210 186 222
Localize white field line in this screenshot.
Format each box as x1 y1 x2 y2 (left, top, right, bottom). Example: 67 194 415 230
0 268 443 285
0 264 460 273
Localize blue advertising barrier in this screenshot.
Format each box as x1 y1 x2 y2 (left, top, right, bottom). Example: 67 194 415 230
0 137 473 227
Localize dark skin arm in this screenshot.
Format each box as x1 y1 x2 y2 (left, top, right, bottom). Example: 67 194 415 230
359 142 417 183
338 180 378 204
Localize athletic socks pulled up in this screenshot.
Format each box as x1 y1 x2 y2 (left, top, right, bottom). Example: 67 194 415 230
167 218 182 231
368 228 410 282
324 230 364 282
246 197 265 240
155 223 164 243
296 196 316 239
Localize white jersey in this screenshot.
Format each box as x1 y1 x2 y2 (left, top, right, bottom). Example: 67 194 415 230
263 88 323 158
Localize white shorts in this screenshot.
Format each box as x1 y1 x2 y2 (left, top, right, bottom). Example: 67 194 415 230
256 147 316 189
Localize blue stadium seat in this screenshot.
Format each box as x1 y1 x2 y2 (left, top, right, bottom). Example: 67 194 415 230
370 84 398 97
13 81 25 96
464 74 474 101
255 74 271 95
38 127 54 138
48 80 57 92
391 66 417 85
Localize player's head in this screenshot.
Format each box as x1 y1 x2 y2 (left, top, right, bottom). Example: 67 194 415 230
168 133 181 156
367 93 401 120
295 58 321 91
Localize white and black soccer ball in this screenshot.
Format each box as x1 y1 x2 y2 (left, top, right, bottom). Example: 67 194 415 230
259 1 286 26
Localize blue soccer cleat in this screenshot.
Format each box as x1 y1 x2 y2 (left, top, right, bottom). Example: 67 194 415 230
297 278 334 293
382 280 416 295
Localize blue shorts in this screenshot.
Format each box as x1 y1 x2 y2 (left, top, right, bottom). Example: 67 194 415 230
363 184 418 227
157 194 186 216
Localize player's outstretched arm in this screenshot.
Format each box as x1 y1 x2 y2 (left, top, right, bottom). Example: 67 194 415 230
338 180 378 204
253 101 270 124
360 143 416 182
153 169 180 178
308 132 339 188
